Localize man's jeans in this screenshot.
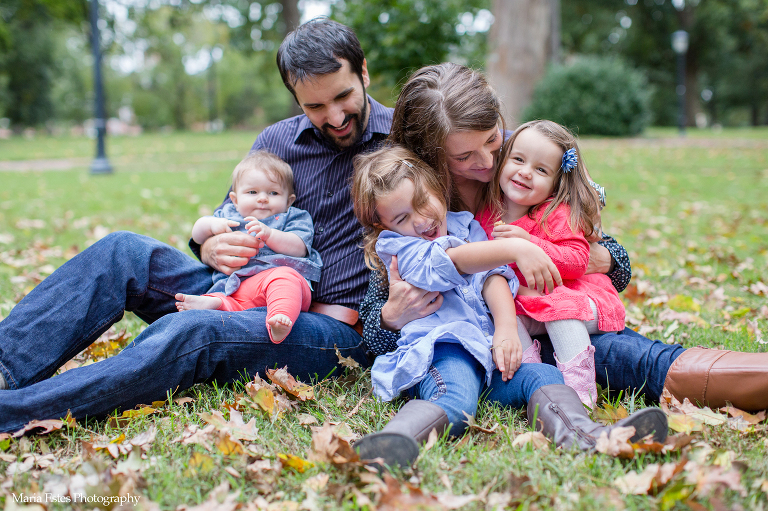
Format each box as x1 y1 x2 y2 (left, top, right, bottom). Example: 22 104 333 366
408 342 564 436
0 232 368 432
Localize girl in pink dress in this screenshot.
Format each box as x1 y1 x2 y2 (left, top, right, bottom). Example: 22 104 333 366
476 120 625 406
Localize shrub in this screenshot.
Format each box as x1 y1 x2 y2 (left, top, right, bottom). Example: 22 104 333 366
523 56 652 136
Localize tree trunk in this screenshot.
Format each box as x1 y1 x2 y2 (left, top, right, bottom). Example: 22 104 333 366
281 0 302 117
487 0 560 127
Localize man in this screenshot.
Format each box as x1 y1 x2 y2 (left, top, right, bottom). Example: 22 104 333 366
0 18 387 433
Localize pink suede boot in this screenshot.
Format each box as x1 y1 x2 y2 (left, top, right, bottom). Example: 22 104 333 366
556 345 598 407
522 339 542 364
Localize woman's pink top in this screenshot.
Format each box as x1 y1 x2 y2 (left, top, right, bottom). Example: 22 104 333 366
476 204 625 332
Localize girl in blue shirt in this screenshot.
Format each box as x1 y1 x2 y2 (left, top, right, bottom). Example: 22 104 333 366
350 144 667 470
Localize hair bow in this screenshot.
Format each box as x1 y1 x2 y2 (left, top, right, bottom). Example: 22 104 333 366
561 148 578 173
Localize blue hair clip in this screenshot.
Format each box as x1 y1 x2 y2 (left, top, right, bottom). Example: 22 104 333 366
561 148 578 173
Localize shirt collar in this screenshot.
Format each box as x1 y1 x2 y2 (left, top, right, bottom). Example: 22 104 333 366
293 95 392 147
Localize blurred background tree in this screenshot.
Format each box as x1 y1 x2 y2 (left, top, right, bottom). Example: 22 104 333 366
1 0 766 133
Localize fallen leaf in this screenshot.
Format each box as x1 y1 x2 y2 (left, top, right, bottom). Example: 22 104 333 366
462 412 498 434
174 396 195 406
216 431 245 456
308 422 360 466
277 452 314 473
298 413 319 426
378 473 443 511
511 431 550 450
12 419 69 437
108 406 156 428
335 345 361 369
267 367 315 401
720 406 766 425
199 410 259 441
186 452 215 475
667 413 704 434
595 426 636 458
594 401 629 425
172 423 216 451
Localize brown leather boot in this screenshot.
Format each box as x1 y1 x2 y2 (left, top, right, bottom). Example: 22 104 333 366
528 384 667 451
664 347 768 411
354 400 449 469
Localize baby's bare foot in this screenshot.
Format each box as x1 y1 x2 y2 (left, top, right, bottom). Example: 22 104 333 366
267 314 293 344
175 293 223 311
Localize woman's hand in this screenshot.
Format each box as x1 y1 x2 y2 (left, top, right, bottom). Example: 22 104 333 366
492 329 522 382
380 256 443 331
586 242 613 275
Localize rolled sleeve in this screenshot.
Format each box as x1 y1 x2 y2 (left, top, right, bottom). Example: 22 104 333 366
598 233 632 292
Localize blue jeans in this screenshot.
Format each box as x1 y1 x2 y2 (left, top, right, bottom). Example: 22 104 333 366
538 328 685 401
0 232 368 432
408 343 564 436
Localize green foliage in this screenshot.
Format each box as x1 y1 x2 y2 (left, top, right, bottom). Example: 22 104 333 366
523 56 651 136
331 0 489 101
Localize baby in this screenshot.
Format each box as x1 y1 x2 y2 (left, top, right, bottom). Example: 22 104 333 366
175 150 321 344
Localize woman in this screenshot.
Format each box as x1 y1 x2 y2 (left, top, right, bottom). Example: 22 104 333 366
355 63 768 467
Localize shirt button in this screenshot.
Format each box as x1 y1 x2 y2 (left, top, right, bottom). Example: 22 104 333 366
317 226 324 233
462 287 469 294
327 191 333 197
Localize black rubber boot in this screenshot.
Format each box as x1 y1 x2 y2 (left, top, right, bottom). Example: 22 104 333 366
527 384 668 451
354 400 449 469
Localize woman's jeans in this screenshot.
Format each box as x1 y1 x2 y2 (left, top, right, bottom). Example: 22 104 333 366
408 343 564 436
0 232 368 432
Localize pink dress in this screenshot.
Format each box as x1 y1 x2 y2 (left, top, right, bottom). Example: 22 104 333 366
476 203 625 332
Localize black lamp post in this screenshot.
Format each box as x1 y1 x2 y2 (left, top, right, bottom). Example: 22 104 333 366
89 0 113 174
671 30 689 136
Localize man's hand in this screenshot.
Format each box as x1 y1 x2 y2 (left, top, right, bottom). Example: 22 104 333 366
380 256 443 331
491 223 530 241
513 242 562 294
200 232 263 275
492 329 522 382
586 242 613 275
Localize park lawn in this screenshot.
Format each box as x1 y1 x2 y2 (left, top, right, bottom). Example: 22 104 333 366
0 129 767 510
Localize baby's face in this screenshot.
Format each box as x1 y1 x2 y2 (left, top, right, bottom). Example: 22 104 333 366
230 169 295 220
375 179 447 241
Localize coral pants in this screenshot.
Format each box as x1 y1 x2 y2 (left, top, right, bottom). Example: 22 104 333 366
204 266 311 344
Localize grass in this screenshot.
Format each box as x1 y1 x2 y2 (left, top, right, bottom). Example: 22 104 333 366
0 127 767 510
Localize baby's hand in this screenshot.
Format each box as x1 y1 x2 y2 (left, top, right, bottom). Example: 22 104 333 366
210 218 241 236
491 329 522 382
492 223 530 241
245 217 272 242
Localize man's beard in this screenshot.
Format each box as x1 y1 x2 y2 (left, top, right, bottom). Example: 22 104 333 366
319 92 368 151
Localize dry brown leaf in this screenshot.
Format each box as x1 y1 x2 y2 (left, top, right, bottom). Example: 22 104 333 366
308 422 360 466
12 419 69 438
422 428 439 452
594 426 636 458
172 423 216 451
720 406 766 425
266 366 315 401
108 406 156 428
298 413 319 426
511 431 550 450
216 431 245 456
198 410 259 441
174 396 195 406
379 474 443 511
177 481 240 511
335 345 361 369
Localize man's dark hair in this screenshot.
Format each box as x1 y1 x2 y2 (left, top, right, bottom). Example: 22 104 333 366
276 17 365 100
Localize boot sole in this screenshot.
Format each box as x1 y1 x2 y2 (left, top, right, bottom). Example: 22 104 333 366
621 408 668 443
353 432 420 469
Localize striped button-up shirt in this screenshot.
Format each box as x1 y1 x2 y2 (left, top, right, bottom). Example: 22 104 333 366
208 97 392 309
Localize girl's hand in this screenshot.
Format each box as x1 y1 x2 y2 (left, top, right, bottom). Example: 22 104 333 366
512 241 562 294
492 331 522 382
210 219 240 236
245 217 272 242
492 223 530 241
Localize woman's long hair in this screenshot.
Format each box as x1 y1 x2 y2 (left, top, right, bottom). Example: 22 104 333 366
352 144 449 282
488 120 602 239
389 63 504 213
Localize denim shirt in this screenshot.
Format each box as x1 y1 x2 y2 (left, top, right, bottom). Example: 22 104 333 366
370 211 519 401
207 204 323 295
